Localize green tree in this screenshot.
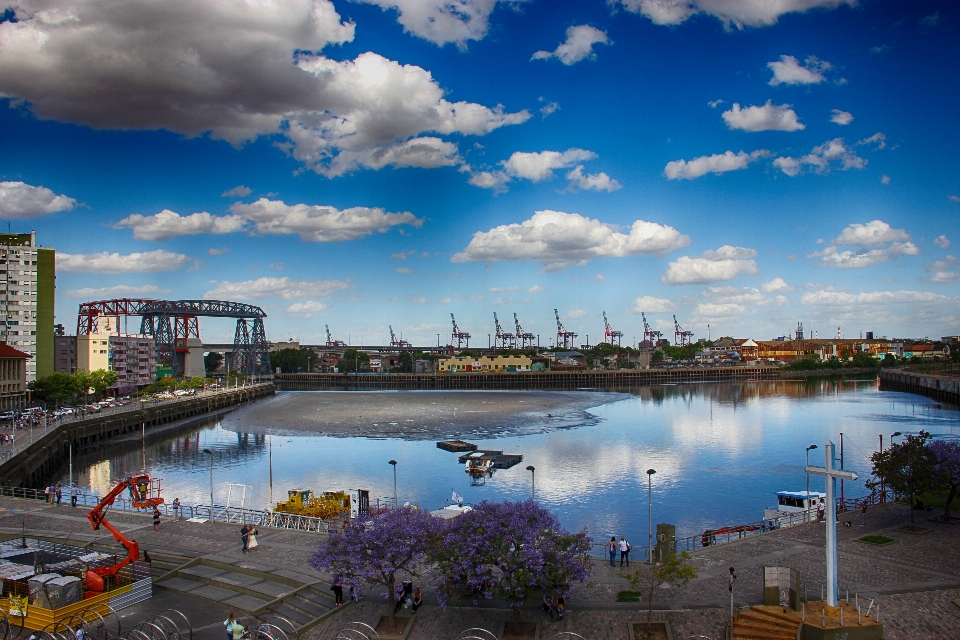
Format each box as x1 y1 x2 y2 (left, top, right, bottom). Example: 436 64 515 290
189 376 205 389
651 351 665 365
849 351 879 368
337 349 370 373
203 351 224 374
28 372 81 405
867 430 936 526
397 350 413 373
620 551 698 638
87 369 119 397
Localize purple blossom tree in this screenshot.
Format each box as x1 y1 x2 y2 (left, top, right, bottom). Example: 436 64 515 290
310 506 442 625
431 500 592 624
930 439 960 521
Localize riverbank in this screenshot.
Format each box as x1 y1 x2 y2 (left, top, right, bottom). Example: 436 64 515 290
220 390 629 439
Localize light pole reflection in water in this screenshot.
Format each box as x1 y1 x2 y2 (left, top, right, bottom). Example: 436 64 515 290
203 448 213 522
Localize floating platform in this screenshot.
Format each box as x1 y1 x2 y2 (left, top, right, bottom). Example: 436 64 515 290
458 450 523 469
437 440 478 452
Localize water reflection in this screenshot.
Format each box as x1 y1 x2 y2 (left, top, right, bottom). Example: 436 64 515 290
54 380 957 543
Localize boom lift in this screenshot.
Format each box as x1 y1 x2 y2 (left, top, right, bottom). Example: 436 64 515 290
85 473 163 593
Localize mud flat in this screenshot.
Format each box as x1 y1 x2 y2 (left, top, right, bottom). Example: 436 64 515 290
220 390 628 439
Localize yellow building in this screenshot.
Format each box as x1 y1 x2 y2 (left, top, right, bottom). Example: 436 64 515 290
439 355 532 373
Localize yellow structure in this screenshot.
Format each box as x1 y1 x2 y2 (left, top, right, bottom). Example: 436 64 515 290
439 355 533 373
2 587 119 631
275 489 351 520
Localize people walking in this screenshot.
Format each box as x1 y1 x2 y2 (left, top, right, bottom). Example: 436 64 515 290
152 508 161 530
223 613 236 640
331 577 343 606
556 594 565 619
55 484 62 506
619 536 630 567
607 536 617 567
860 500 867 526
172 498 181 522
240 525 249 552
246 526 259 551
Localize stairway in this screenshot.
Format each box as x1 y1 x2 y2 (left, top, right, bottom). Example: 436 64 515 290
732 606 800 640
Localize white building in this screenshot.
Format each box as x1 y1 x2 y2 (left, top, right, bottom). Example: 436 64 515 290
0 231 56 381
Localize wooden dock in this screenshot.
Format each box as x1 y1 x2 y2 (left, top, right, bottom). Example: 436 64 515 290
458 450 524 469
437 440 478 452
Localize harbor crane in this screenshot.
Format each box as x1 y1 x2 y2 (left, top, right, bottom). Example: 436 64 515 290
555 309 578 350
450 313 471 349
493 312 515 350
514 313 535 350
602 311 623 347
389 325 412 349
325 324 346 348
673 314 694 347
641 312 663 349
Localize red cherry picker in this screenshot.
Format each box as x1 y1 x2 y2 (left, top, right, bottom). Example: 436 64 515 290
85 473 164 593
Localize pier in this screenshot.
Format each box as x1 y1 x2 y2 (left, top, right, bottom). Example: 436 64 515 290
879 368 960 405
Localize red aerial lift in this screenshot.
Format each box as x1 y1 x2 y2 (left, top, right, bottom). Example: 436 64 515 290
85 473 164 593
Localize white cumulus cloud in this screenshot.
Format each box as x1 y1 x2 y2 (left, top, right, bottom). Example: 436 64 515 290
0 181 78 218
664 150 768 180
286 300 327 313
661 246 759 285
357 0 511 49
630 296 674 314
835 220 910 247
767 55 830 85
114 210 247 241
204 277 350 300
923 255 960 283
453 210 690 271
773 138 865 176
0 2 528 177
565 166 622 192
57 250 191 273
531 25 611 65
611 0 855 29
830 109 853 125
63 284 171 298
221 186 252 198
229 198 422 242
801 289 949 307
809 221 918 269
934 235 951 249
761 277 793 292
469 148 619 192
722 101 804 132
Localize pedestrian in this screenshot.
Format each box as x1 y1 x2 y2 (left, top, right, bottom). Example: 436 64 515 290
232 623 245 640
143 550 152 567
860 500 867 526
70 485 80 507
394 580 412 612
172 498 181 522
556 594 565 619
55 484 62 506
223 613 236 640
257 619 269 640
152 508 161 530
246 526 259 551
607 536 617 567
240 525 249 553
44 485 53 504
349 584 359 602
411 587 422 613
817 499 826 523
331 577 343 606
619 536 630 567
542 593 554 619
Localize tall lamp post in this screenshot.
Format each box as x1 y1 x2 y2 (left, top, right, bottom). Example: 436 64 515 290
526 465 535 501
62 439 73 490
203 448 214 523
646 468 656 563
882 431 901 503
389 459 397 508
806 444 818 522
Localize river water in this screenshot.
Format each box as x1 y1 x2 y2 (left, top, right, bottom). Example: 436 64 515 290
55 379 958 545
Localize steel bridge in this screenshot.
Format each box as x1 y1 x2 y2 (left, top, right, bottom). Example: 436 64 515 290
77 298 270 376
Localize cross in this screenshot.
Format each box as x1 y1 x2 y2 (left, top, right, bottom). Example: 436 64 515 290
806 440 858 607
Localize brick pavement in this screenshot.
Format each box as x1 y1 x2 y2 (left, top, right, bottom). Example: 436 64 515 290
1 495 959 638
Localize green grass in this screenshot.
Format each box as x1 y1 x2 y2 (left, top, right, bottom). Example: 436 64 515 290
616 590 643 602
859 535 895 545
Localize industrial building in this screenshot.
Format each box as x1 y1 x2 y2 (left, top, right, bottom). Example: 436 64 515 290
438 355 536 373
0 232 55 381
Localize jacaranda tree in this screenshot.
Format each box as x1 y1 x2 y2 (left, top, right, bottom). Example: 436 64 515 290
431 500 592 624
311 506 442 625
868 430 936 526
930 439 960 521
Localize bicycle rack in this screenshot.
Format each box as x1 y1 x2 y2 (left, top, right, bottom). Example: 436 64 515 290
544 634 587 640
263 617 297 640
331 622 380 640
454 629 497 640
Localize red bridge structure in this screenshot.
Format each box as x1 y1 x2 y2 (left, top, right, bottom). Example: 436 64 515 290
77 298 271 376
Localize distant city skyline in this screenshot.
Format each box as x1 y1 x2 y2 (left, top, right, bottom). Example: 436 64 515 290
1 0 957 344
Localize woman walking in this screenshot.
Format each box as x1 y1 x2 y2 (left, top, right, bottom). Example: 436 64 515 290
331 577 343 606
246 526 259 551
619 536 630 567
152 508 161 531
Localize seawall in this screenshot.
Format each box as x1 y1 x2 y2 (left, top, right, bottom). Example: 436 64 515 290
879 368 960 405
275 366 781 390
0 383 275 487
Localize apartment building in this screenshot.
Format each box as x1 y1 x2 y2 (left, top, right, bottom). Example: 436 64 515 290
0 232 55 381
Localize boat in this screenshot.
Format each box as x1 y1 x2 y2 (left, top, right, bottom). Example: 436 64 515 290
764 490 826 525
275 488 352 520
464 454 494 475
431 491 473 520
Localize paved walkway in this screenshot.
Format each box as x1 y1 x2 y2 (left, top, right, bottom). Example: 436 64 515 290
0 496 958 639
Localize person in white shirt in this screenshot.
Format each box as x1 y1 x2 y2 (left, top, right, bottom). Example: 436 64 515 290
619 536 631 567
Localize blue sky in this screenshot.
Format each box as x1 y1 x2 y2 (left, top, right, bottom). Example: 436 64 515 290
1 0 957 345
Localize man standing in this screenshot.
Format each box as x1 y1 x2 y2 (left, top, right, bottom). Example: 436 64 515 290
240 524 249 553
860 500 867 526
619 536 630 567
817 499 826 523
55 484 62 506
172 498 181 522
70 485 80 507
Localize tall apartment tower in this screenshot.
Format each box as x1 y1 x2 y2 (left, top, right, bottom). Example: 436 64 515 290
0 232 55 381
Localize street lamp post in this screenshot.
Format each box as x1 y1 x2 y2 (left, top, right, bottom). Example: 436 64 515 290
203 448 214 523
389 459 397 508
728 567 737 623
646 468 656 563
526 465 535 501
806 444 818 522
882 431 901 503
62 439 73 490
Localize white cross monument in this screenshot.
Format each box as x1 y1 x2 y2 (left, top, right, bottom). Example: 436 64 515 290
805 440 858 608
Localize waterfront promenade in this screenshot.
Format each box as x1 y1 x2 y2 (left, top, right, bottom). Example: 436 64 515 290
0 495 957 639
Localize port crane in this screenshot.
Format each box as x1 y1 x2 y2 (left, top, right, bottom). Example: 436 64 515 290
555 309 578 350
673 315 694 347
641 312 662 348
602 311 623 347
493 312 514 350
513 313 535 350
450 313 471 349
389 325 412 349
85 473 164 592
325 325 346 348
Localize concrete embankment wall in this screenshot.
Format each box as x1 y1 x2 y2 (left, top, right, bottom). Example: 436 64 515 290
879 369 960 405
0 384 275 488
276 366 781 390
